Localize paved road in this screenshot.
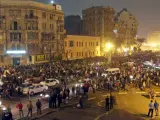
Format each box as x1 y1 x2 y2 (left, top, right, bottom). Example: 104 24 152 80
36 88 160 120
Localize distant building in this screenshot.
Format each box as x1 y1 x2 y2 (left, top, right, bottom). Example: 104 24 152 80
82 6 115 37
0 0 65 65
114 8 138 47
64 35 100 60
65 15 82 35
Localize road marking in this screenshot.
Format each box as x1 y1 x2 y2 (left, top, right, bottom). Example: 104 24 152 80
98 100 104 107
88 97 96 100
95 112 108 120
102 94 110 97
118 92 128 95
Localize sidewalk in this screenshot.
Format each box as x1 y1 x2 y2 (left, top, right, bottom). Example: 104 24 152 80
16 97 78 120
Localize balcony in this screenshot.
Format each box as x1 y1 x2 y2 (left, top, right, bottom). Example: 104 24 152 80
25 15 38 20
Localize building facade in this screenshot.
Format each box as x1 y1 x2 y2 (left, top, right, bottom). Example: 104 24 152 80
114 8 138 48
64 35 100 60
0 0 65 65
65 15 82 35
82 6 115 37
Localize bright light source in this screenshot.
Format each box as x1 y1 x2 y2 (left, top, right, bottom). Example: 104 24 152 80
113 29 118 34
117 48 121 52
106 43 113 49
151 44 157 47
6 50 26 54
0 101 2 105
2 107 6 111
51 0 54 4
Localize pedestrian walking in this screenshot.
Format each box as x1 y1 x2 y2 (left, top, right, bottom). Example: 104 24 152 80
27 100 33 117
16 102 24 118
105 96 110 111
36 99 42 115
154 100 159 116
148 100 154 117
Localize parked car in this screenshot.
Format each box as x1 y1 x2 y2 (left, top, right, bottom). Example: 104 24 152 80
16 83 32 91
23 84 48 95
40 78 60 87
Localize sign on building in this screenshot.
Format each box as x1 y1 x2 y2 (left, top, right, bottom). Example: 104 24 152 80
36 55 45 61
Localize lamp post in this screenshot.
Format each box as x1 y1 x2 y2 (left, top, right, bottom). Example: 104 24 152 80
105 42 113 64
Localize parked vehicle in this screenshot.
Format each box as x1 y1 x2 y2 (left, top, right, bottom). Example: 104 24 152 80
23 84 48 95
40 78 60 87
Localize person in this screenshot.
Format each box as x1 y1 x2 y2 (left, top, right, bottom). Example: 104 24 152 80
36 99 42 115
105 96 110 111
27 100 33 117
110 94 114 109
16 102 24 118
52 92 57 108
57 94 62 108
148 100 154 117
79 96 83 108
154 100 159 116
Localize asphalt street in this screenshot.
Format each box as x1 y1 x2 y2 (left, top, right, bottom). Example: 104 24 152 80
35 88 160 120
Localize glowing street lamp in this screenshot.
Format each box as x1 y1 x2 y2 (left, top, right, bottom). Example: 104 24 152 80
50 0 54 4
105 42 113 64
106 42 113 50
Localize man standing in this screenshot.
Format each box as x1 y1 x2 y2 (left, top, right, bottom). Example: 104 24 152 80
105 96 110 111
27 100 33 117
110 94 114 109
36 99 42 115
16 102 24 118
148 100 154 117
57 94 62 108
154 100 159 116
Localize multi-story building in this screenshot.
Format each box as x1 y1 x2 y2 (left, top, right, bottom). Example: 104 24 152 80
65 15 82 35
0 0 65 65
82 6 115 55
82 6 115 37
64 35 100 60
114 8 138 48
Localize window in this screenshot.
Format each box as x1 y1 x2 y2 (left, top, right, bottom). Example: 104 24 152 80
42 12 46 19
79 52 81 56
71 53 73 57
69 41 74 47
77 52 78 57
11 44 16 50
82 42 83 47
79 42 81 47
13 21 18 30
17 44 21 50
96 42 99 46
77 42 78 47
50 14 54 20
29 10 34 18
82 52 83 56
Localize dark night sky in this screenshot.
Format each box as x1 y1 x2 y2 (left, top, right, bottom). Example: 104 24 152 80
35 0 160 38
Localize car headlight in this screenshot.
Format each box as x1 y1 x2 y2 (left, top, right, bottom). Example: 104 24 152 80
2 107 6 111
45 94 49 98
75 84 78 87
40 94 43 97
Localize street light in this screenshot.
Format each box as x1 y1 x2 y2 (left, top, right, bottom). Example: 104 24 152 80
105 42 113 64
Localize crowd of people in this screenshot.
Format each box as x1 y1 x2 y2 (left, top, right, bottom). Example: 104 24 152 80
0 52 160 119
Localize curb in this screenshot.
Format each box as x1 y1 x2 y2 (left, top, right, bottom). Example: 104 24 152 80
31 102 78 120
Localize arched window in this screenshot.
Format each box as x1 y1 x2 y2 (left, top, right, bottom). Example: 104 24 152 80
17 44 21 50
12 44 16 50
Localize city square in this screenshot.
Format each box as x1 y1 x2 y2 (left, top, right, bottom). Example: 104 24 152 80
0 0 160 120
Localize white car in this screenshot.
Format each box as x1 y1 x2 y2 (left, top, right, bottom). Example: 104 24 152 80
16 83 32 92
40 78 59 87
23 84 48 95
